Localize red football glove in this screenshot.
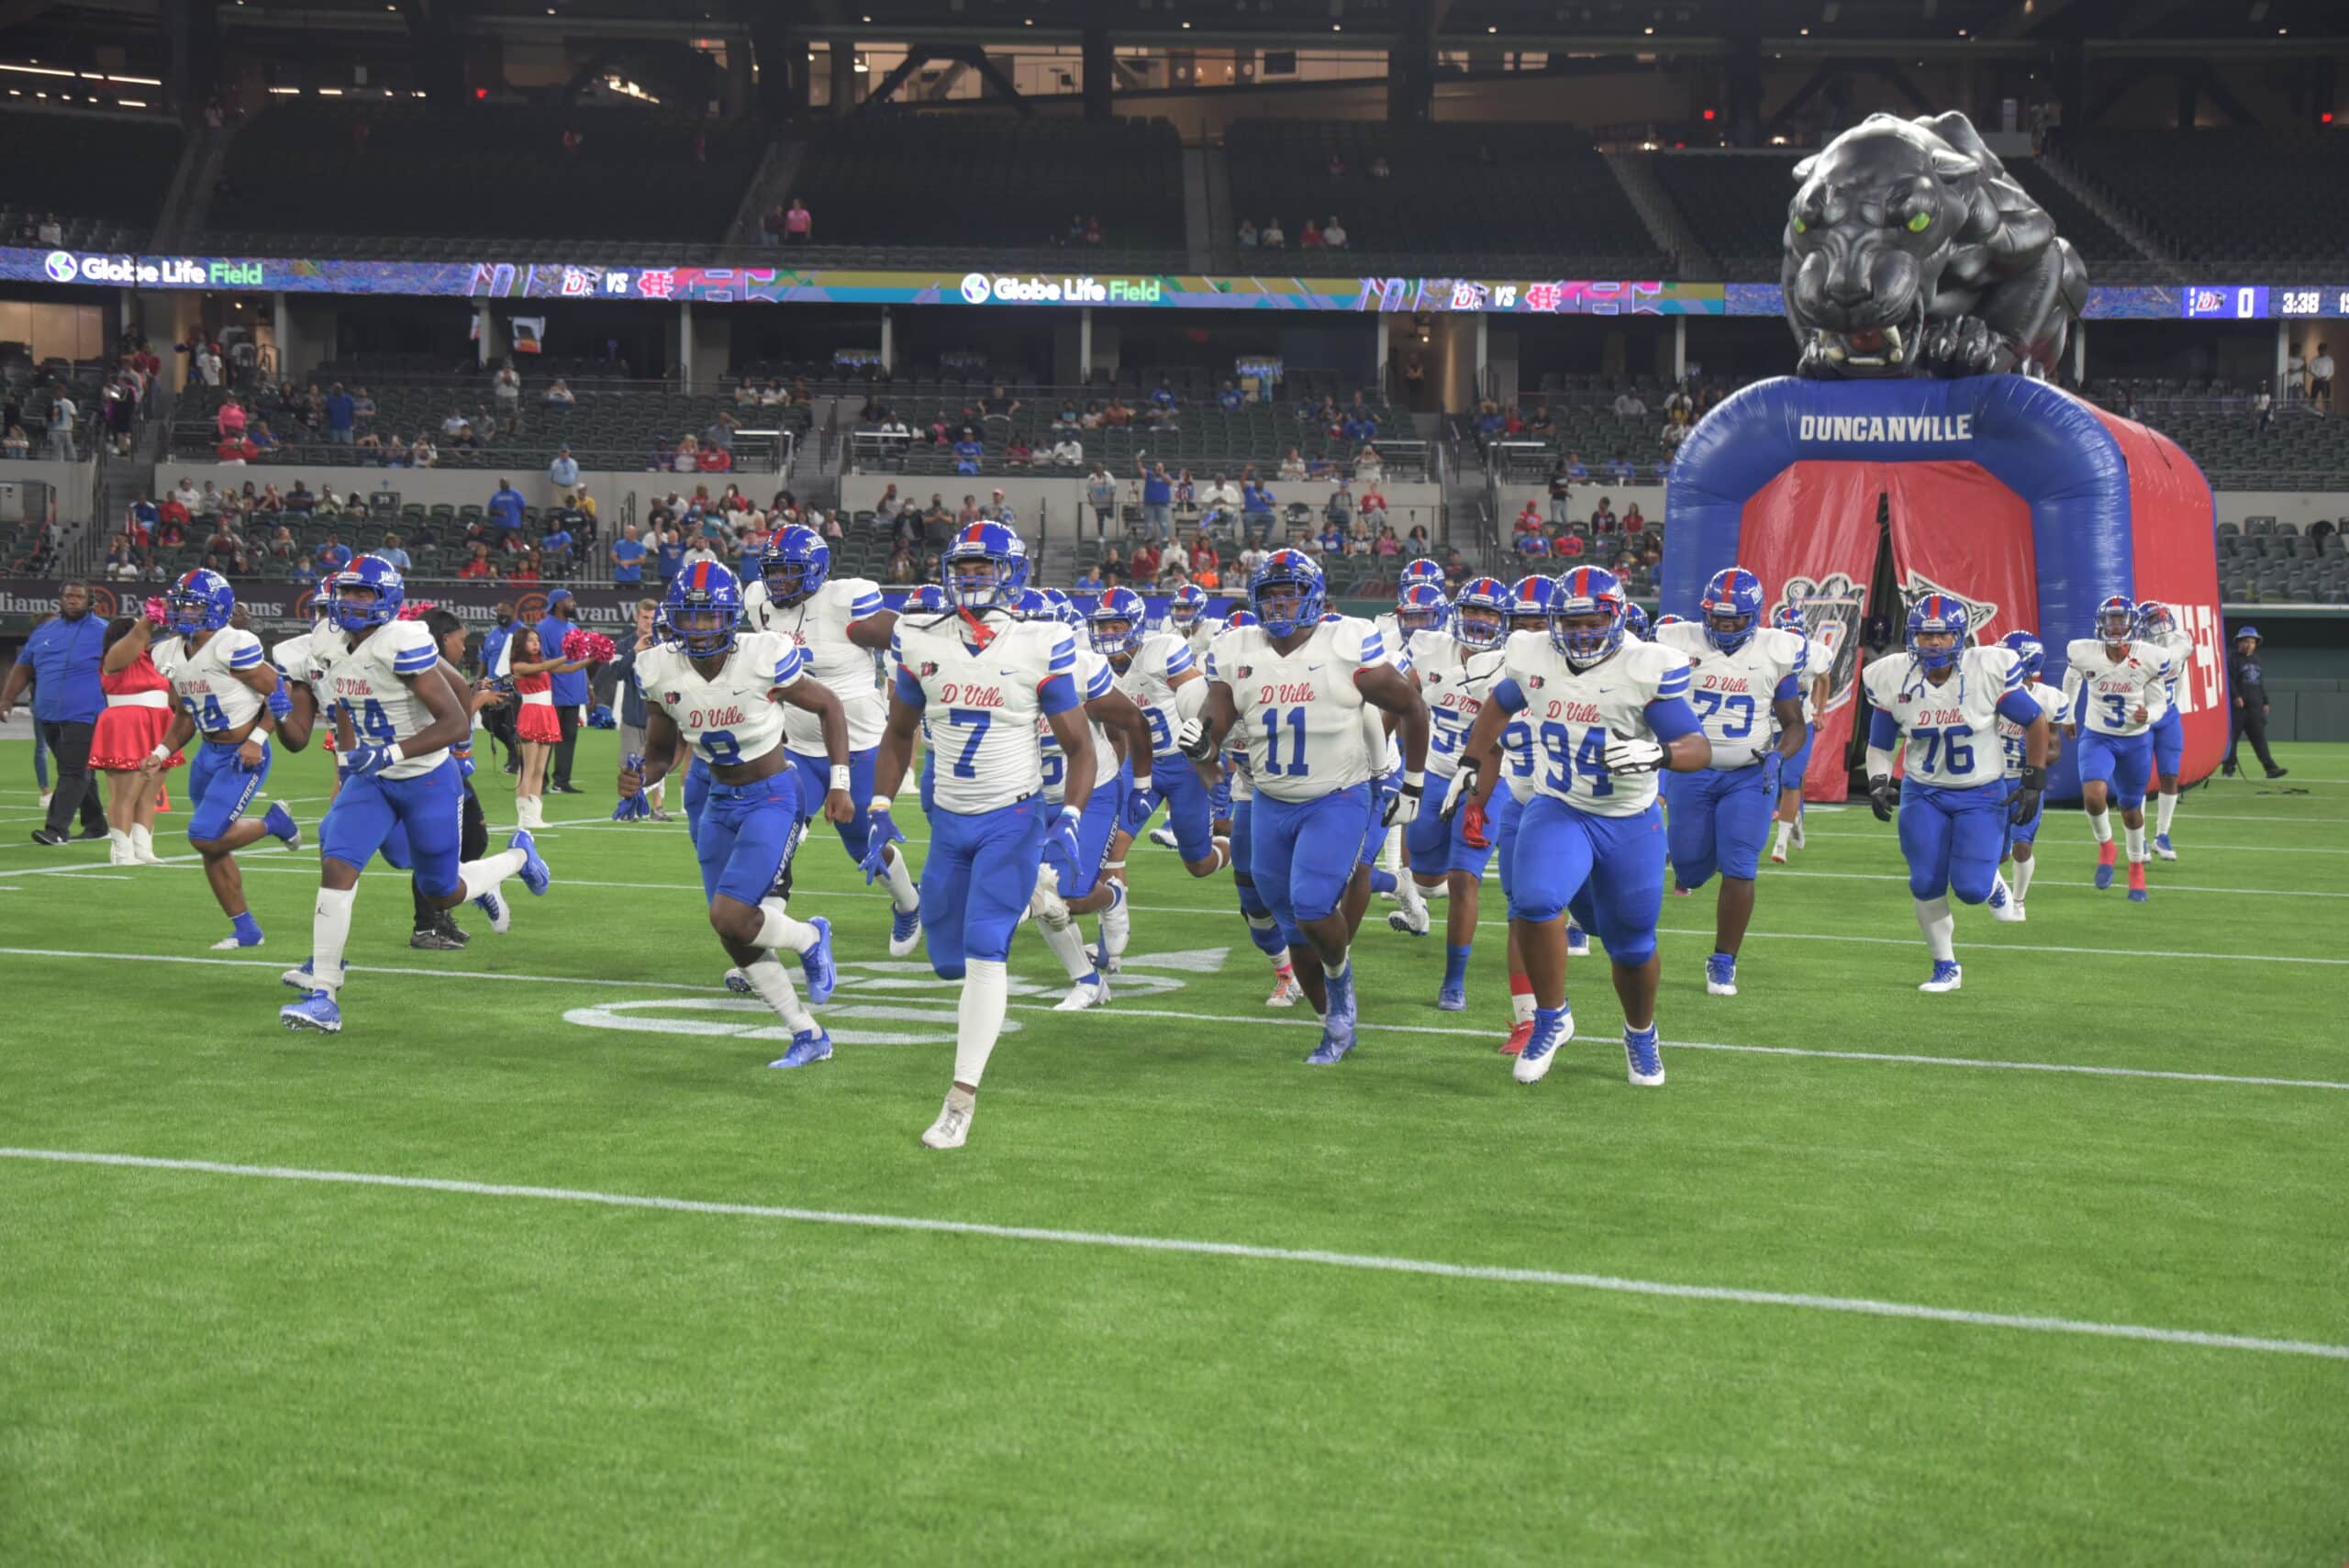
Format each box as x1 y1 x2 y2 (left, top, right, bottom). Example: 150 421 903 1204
1460 797 1491 851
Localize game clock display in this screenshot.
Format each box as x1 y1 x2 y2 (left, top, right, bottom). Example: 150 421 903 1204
2182 284 2349 318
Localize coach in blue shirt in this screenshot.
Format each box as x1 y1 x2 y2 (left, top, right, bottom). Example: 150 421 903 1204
536 587 590 792
1 582 109 843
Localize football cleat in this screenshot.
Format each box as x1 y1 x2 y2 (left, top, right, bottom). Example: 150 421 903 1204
210 929 263 951
1500 1018 1535 1057
473 889 511 933
2094 840 2117 890
1623 1024 1665 1086
1053 971 1112 1011
279 990 342 1033
888 903 921 958
2009 901 2029 923
262 801 301 851
1307 966 1358 1064
1705 952 1738 995
920 1096 972 1150
1386 899 1431 938
1919 960 1964 993
767 1029 833 1070
1769 842 1788 865
509 829 551 895
1512 1009 1575 1084
408 927 464 951
1265 970 1304 1007
2154 831 2176 861
798 916 838 1005
1437 983 1466 1012
723 967 753 995
1670 884 1692 897
1147 825 1179 851
1987 878 2024 923
280 957 339 990
1566 923 1590 957
1790 817 1806 850
2127 862 2149 903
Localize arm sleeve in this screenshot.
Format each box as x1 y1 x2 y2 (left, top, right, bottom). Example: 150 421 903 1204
1644 695 1702 742
1996 689 2044 729
1869 709 1902 750
1773 674 1799 702
892 665 927 708
1038 673 1079 716
1488 676 1529 715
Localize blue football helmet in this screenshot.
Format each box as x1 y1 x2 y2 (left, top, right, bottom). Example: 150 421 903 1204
1169 583 1209 632
1451 576 1509 649
664 560 745 657
1397 558 1444 597
1620 602 1653 641
2094 593 2137 642
1224 608 1259 629
1008 587 1052 620
941 520 1025 610
2134 599 2176 639
328 554 406 633
1035 586 1083 631
1653 613 1687 630
1506 574 1561 635
1999 628 2046 681
903 583 950 616
1907 593 1970 672
1251 549 1328 638
1395 582 1450 637
166 568 235 638
761 526 830 606
1773 603 1807 635
1552 566 1629 666
1701 565 1765 654
1087 585 1150 659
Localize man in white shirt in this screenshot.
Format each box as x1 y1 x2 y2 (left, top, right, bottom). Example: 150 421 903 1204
1049 434 1083 468
1322 217 1348 250
1612 391 1648 419
2310 342 2334 414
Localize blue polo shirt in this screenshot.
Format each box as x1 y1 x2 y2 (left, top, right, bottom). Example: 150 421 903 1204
538 613 589 704
611 538 645 583
17 610 106 724
657 539 685 583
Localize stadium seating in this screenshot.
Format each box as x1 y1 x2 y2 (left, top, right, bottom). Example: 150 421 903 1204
204 104 761 253
1222 120 1669 277
0 106 182 250
2055 129 2349 274
1643 152 1801 281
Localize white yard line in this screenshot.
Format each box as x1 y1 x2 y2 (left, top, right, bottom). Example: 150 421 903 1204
1763 868 2349 899
1 1147 2340 1362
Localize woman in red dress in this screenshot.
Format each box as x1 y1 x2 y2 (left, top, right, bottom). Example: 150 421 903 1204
505 624 585 829
90 613 184 865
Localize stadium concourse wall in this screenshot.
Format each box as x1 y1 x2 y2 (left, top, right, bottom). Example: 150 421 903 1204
0 458 97 526
143 464 719 529
836 475 1448 534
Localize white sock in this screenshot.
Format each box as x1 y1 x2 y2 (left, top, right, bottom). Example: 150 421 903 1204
752 901 820 955
2087 809 2112 845
310 886 357 992
2013 855 2036 901
882 842 919 914
1210 838 1230 872
2155 792 2176 837
742 955 815 1032
459 847 527 903
2124 823 2146 864
1512 987 1536 1024
1773 819 1794 854
953 958 1010 1089
1380 825 1401 873
1037 913 1096 982
1912 895 1955 962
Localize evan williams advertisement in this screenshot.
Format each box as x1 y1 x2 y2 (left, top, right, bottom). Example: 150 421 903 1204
0 578 655 634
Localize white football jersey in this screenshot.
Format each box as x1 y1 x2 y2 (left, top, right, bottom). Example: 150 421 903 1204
309 619 449 779
1498 631 1692 817
1801 635 1837 723
1182 615 1224 668
637 630 808 771
1040 647 1118 804
1369 610 1410 773
1407 628 1507 780
1109 629 1197 759
894 617 1076 814
270 629 322 687
744 574 888 754
1208 617 1387 804
1863 643 2024 791
2146 627 2195 714
154 628 268 735
2063 639 2176 737
1999 681 2069 778
1654 622 1808 769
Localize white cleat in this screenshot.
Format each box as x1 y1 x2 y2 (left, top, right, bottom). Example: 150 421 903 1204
1386 898 1431 937
1511 1009 1575 1084
1053 972 1111 1011
920 1096 972 1151
1919 960 1964 994
1147 826 1179 851
1265 972 1305 1006
723 967 753 995
1098 881 1130 971
2009 901 2028 923
210 933 262 951
1769 843 1788 865
1790 817 1806 849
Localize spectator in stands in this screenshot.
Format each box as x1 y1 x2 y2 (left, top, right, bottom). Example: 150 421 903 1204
215 430 256 466
1099 543 1127 583
1239 218 1259 250
1318 513 1347 556
1370 154 1390 179
1 426 26 459
1591 496 1618 535
1218 380 1245 413
378 433 406 466
541 517 575 567
377 531 411 573
952 432 984 475
1443 550 1471 588
1327 151 1346 177
1554 530 1585 561
1546 456 1575 526
1278 447 1306 483
884 540 918 584
705 412 738 453
317 533 352 573
1613 388 1648 419
654 527 686 584
315 485 346 517
1515 528 1552 559
1354 446 1385 484
247 420 278 455
505 549 541 585
548 447 580 489
1262 217 1286 249
1516 500 1544 538
1139 461 1174 542
1563 450 1591 484
1201 472 1241 530
1151 376 1179 410
696 442 732 474
450 422 482 452
540 379 576 410
1359 482 1387 525
1130 539 1163 582
1659 414 1690 454
1300 218 1324 249
1074 562 1106 592
195 343 222 387
285 481 315 516
1601 452 1632 484
1322 217 1347 250
980 386 1021 423
1323 484 1352 533
1662 383 1693 420
759 205 785 247
1342 407 1379 444
1084 216 1104 247
1050 399 1082 432
784 198 811 244
324 383 355 445
2313 343 2335 414
1189 535 1220 583
411 435 439 469
1005 435 1033 469
1104 396 1133 428
1085 464 1119 538
1049 431 1083 469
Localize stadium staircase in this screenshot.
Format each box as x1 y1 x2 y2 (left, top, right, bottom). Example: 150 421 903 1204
2031 144 2185 285
724 139 805 250
1183 146 1215 272
1606 152 1709 279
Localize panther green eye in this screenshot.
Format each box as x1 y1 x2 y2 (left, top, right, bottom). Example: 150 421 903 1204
1906 211 1932 232
1792 217 1807 234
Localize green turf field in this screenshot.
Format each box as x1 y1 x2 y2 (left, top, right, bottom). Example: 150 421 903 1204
1 732 2343 1566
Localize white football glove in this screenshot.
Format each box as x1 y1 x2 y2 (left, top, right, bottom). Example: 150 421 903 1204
1440 759 1479 819
1176 717 1216 763
1599 731 1665 775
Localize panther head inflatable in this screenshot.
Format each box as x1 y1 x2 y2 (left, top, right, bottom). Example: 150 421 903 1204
1783 111 2087 380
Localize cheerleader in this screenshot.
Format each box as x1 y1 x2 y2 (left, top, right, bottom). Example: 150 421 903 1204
504 623 587 828
90 611 183 865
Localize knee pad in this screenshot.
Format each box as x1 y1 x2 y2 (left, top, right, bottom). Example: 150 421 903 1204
1909 872 1949 900
1951 868 1997 906
1609 937 1657 970
930 961 966 981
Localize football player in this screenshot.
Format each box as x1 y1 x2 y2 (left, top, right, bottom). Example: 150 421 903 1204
280 557 553 1033
1182 550 1431 1065
2134 599 2194 861
1653 567 1807 997
1453 567 1709 1084
1382 581 1450 939
1995 630 2067 920
1769 602 1838 863
1862 595 2050 991
1374 560 1446 886
1092 585 1229 957
139 569 300 948
1168 582 1222 666
871 522 1097 1149
1398 576 1510 1010
621 562 852 1068
2063 595 2176 903
742 527 921 952
1213 609 1305 1006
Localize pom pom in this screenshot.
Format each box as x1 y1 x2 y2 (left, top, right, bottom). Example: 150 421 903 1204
142 596 169 626
395 600 438 621
564 628 617 663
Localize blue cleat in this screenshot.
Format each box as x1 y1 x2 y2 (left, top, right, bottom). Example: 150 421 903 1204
1304 1031 1354 1066
1307 962 1359 1064
509 829 551 895
279 989 342 1033
2154 831 2176 862
1513 1006 1575 1084
1437 984 1466 1012
1565 922 1590 957
473 889 511 934
723 968 754 995
890 903 921 959
799 916 838 1005
1705 951 1738 996
1623 1024 1665 1086
767 1028 833 1069
1919 960 1964 994
262 801 301 851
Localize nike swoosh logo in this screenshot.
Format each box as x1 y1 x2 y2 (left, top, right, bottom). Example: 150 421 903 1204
1306 663 1324 673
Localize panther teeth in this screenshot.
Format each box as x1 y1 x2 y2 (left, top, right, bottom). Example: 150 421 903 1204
1884 324 1904 354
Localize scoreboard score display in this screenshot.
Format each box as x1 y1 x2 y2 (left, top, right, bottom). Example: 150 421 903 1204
2182 284 2349 318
